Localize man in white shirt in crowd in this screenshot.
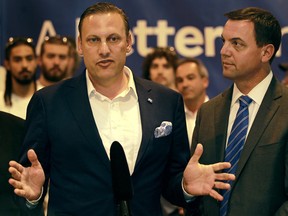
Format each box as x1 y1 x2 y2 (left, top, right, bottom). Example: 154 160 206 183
0 37 37 119
175 58 209 146
37 35 70 90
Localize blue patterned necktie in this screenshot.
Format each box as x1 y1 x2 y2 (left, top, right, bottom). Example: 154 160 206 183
220 95 253 216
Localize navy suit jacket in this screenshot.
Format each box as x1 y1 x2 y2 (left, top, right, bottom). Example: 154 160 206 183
19 71 190 216
0 111 26 216
191 76 288 216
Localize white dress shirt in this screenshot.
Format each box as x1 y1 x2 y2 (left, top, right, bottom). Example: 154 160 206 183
185 95 209 147
227 72 273 144
86 66 142 174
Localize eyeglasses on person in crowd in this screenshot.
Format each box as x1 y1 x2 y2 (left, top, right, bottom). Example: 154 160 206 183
5 37 34 48
43 35 69 44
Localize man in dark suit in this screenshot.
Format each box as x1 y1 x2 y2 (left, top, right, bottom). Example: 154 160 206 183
0 111 25 215
191 7 288 216
8 3 234 216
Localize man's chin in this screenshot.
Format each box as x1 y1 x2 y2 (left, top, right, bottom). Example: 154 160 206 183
222 70 234 79
155 80 167 86
16 79 34 85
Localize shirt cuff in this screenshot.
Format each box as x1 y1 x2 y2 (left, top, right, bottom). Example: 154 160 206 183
25 187 44 209
182 179 196 203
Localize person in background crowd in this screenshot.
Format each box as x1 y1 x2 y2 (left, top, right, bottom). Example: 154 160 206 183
0 111 28 215
175 58 209 147
0 66 6 92
36 35 75 215
66 36 82 79
8 3 234 216
279 62 288 87
37 35 70 90
142 46 178 92
0 37 37 119
191 7 288 216
142 46 183 216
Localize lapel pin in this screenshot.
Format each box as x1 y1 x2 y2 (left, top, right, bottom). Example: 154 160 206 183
147 98 153 104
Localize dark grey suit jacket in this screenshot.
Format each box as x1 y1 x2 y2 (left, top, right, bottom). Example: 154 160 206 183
191 76 288 216
0 111 26 216
19 71 190 216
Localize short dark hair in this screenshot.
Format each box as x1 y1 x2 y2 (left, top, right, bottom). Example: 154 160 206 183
142 47 178 80
5 37 36 60
40 35 70 56
176 58 209 78
225 7 282 63
78 2 130 38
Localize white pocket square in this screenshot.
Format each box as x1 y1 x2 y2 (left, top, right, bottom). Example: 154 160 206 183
154 121 172 138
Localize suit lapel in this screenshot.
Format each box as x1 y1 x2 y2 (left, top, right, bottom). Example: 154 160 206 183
236 77 281 177
133 78 154 172
64 72 110 169
214 87 233 162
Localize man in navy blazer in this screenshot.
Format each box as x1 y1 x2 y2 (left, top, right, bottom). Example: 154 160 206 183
8 3 234 216
191 7 288 216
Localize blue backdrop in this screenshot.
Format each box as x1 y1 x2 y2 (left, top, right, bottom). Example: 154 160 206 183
1 0 287 97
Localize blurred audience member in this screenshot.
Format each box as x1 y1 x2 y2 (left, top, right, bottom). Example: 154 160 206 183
0 66 6 92
279 62 288 87
175 58 209 146
37 35 70 214
143 46 182 216
142 47 178 91
37 35 70 89
0 37 37 119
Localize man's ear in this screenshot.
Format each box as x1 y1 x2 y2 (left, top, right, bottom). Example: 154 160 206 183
126 32 132 54
77 36 83 56
4 60 10 70
261 44 274 63
203 77 209 89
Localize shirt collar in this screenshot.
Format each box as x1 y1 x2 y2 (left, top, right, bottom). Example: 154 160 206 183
86 66 138 101
231 71 273 106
